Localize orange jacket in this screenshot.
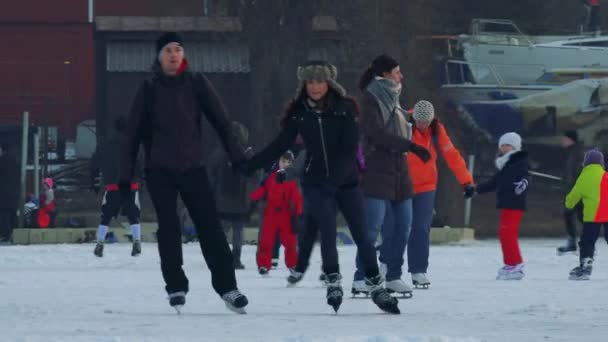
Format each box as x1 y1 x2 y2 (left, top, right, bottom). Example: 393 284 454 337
407 121 473 194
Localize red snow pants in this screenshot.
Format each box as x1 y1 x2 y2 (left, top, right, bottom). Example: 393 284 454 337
498 209 524 265
257 210 297 269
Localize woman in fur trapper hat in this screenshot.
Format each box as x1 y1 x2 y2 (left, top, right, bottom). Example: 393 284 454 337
235 60 401 314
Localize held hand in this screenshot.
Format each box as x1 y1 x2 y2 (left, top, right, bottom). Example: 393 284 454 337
463 184 476 199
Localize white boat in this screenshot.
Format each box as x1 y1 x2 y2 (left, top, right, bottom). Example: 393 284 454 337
441 61 608 105
458 19 607 84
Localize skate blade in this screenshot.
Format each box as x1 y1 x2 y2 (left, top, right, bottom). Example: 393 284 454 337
557 250 577 256
414 284 430 289
569 275 590 281
225 303 247 314
351 289 370 298
173 305 183 315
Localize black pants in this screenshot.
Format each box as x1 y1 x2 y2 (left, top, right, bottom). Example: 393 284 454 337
0 209 15 241
146 167 237 296
589 5 600 31
100 190 140 226
579 222 608 259
564 203 583 240
295 183 379 277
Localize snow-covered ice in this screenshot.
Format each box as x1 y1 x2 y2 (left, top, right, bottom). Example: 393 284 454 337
1 239 608 342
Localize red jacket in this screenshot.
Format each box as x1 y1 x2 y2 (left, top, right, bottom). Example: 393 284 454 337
250 171 303 215
407 120 473 194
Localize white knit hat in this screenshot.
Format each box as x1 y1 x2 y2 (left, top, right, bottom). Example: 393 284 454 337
413 100 435 122
498 132 522 150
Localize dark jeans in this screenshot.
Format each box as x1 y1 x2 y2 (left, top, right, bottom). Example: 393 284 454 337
564 203 583 240
408 191 436 274
579 222 608 259
146 167 238 296
0 209 15 241
295 183 379 277
354 197 412 281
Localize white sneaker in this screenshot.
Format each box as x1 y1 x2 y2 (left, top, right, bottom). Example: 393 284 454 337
411 273 431 288
496 263 525 280
385 279 413 295
351 280 369 295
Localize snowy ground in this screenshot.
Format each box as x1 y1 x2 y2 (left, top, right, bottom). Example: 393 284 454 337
1 239 608 342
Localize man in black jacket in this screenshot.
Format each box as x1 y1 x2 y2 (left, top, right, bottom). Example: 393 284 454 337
121 32 248 314
0 144 19 243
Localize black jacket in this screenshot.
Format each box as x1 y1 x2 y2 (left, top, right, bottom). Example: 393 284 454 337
477 150 529 211
122 70 246 180
248 92 359 187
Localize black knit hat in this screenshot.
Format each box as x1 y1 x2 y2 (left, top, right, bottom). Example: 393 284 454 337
564 130 578 143
371 54 399 75
156 32 183 54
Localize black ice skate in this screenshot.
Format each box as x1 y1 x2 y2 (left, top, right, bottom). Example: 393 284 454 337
131 240 141 257
324 273 343 313
94 242 104 257
168 291 186 314
569 258 593 280
258 267 269 276
287 269 304 287
222 290 248 314
557 239 577 256
366 275 400 314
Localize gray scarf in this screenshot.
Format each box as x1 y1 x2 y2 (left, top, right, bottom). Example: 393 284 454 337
366 77 411 139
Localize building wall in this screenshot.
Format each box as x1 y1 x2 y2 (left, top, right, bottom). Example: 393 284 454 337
0 24 95 139
0 0 89 23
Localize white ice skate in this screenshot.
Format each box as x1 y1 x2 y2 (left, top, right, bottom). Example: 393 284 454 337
351 280 369 297
385 279 413 299
496 263 525 280
411 273 431 289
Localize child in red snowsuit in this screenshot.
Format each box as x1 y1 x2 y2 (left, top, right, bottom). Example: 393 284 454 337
251 151 302 275
38 178 56 228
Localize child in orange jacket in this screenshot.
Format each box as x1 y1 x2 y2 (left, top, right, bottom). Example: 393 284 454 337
251 151 303 275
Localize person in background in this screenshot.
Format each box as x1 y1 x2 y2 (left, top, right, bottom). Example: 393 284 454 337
557 130 585 255
251 151 302 276
589 0 600 32
565 149 608 280
92 116 143 258
0 144 19 244
37 178 56 229
472 132 529 281
406 100 474 289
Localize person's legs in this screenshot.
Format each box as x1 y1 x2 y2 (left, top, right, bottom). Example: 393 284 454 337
146 168 187 295
407 191 436 274
256 214 279 270
336 186 379 278
279 215 298 269
383 199 412 281
177 167 238 296
498 209 524 266
353 198 386 281
302 185 339 275
294 211 320 273
579 222 601 260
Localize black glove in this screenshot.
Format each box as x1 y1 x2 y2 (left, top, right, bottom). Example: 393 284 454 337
463 184 476 199
410 143 431 163
276 169 287 183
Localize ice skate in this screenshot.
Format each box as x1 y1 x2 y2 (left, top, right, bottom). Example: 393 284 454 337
351 280 369 297
222 290 248 314
287 269 304 287
168 291 186 314
93 242 104 258
131 240 141 257
569 258 593 281
385 279 413 299
557 238 577 256
324 273 343 313
411 273 431 289
271 258 279 268
366 275 400 314
496 264 525 280
258 267 269 277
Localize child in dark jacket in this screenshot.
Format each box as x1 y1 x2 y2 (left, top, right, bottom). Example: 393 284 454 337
472 132 529 280
251 151 303 276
